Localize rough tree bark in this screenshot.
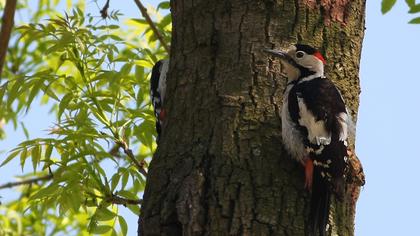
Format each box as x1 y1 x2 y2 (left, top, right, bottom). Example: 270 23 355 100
140 0 365 235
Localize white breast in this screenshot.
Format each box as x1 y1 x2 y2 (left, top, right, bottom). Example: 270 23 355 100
281 85 307 162
158 60 169 103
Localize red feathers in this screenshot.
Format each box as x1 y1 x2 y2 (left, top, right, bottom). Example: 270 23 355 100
314 51 326 64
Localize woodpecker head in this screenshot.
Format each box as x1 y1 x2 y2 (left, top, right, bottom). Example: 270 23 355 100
264 44 326 81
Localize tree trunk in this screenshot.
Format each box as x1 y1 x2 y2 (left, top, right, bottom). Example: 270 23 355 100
139 0 365 235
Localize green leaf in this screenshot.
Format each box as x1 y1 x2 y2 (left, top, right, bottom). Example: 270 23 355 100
20 148 28 171
120 63 133 77
95 207 117 221
26 79 44 113
0 82 8 104
158 14 172 29
68 190 82 213
30 184 59 200
110 35 124 41
31 145 41 171
107 25 120 29
157 1 170 10
409 16 420 23
45 44 63 55
7 78 24 107
121 171 129 190
382 0 397 14
20 122 30 139
58 93 73 120
116 190 138 200
88 98 110 126
42 85 60 101
130 18 148 25
127 204 140 216
118 216 128 236
91 225 113 234
134 65 144 82
408 4 420 13
45 144 53 161
1 149 21 167
110 174 121 191
59 192 72 215
76 7 84 19
406 0 416 7
134 59 154 69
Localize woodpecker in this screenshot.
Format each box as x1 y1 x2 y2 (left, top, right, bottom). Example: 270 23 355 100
264 44 352 236
150 59 169 140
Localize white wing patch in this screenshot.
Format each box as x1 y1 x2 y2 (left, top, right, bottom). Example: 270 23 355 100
337 112 348 142
297 97 331 145
334 87 353 145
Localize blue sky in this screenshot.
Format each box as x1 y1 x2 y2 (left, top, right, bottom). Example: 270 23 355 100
356 1 420 235
1 0 419 235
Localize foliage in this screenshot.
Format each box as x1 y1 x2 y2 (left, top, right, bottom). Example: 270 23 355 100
382 0 420 23
0 0 171 235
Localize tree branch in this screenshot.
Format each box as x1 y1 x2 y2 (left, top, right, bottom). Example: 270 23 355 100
105 194 143 205
117 140 148 177
0 174 53 190
133 0 170 53
0 0 17 79
86 191 142 205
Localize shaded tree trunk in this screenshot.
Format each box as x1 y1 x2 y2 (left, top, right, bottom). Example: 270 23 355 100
140 0 365 235
0 0 17 79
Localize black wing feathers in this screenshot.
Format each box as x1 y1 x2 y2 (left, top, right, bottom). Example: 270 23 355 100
150 60 164 137
288 77 346 140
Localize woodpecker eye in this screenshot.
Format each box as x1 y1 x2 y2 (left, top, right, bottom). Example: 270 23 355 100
295 51 305 59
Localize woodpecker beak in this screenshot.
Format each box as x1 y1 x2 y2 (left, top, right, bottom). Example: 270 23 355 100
263 48 299 68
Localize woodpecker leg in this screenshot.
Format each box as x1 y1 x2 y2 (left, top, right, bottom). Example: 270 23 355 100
304 157 314 190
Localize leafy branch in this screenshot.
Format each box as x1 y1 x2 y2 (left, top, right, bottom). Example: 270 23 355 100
105 194 142 205
133 0 170 52
0 1 170 234
0 174 53 190
117 139 148 177
382 0 420 24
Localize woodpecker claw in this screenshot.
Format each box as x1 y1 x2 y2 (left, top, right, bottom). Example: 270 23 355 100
304 158 314 190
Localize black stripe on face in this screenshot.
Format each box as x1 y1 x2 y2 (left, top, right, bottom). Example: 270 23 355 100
295 44 317 55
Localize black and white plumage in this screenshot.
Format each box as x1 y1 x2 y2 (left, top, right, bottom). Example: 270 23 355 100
150 59 169 139
265 44 353 236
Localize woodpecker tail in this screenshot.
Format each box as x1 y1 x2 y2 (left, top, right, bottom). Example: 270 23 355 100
308 167 331 236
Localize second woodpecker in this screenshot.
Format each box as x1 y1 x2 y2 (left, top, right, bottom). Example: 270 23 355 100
265 44 352 236
150 59 169 140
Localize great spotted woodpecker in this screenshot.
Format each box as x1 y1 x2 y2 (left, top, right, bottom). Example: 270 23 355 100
265 44 353 236
150 59 169 140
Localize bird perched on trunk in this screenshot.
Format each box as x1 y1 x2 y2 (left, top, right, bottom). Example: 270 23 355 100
264 44 353 236
150 59 169 140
